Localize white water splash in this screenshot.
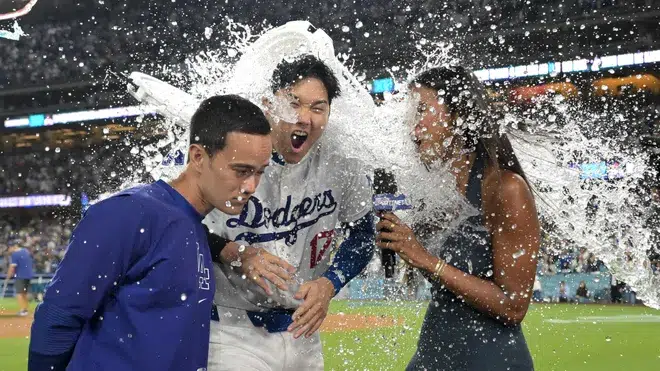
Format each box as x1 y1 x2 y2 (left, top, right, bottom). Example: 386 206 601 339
504 95 659 308
126 19 658 308
128 20 475 236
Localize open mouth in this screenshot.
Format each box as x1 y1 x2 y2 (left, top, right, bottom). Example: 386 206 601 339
291 130 309 153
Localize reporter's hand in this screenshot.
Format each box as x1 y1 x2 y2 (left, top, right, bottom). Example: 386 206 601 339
376 212 434 271
288 277 335 339
238 246 296 296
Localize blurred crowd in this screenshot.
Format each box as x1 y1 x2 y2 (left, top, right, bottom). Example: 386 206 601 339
538 247 607 275
0 214 72 276
1 144 141 196
0 0 654 87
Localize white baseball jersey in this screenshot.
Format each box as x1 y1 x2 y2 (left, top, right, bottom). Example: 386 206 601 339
203 142 372 311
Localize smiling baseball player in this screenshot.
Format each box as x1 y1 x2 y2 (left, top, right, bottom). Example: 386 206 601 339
204 54 376 370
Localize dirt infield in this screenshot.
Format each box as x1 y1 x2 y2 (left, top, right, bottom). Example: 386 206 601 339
0 311 33 339
0 311 401 339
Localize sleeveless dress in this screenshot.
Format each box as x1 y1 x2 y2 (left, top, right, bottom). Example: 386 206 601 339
406 145 534 371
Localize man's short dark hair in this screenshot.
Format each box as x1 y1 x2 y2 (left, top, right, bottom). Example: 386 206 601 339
271 55 341 104
189 95 271 157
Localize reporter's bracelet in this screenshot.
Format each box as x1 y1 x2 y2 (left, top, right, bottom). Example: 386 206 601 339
433 258 447 280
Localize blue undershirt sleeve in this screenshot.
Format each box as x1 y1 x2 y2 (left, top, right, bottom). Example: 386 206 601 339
323 212 376 295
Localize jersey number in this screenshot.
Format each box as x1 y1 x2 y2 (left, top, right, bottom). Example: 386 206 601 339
310 230 335 269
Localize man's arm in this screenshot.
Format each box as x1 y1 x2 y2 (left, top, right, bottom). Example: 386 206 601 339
288 212 375 339
3 252 17 287
6 264 16 279
28 197 140 371
203 223 229 263
323 212 376 294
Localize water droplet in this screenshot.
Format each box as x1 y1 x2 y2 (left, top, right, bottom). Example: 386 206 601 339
127 333 133 339
548 114 557 123
204 27 213 39
227 48 237 58
180 293 187 301
355 21 363 29
225 200 232 207
55 147 61 153
364 32 370 38
341 25 350 32
110 171 116 178
140 228 145 233
91 286 96 291
605 336 612 342
486 270 494 277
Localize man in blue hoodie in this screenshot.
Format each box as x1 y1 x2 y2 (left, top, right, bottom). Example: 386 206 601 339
28 95 273 371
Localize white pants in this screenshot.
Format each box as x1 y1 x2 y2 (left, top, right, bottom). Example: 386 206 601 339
207 308 324 371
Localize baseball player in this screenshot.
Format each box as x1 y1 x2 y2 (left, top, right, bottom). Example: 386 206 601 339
204 55 376 370
28 95 272 371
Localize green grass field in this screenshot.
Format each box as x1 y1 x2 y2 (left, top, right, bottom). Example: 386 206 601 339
1 298 659 370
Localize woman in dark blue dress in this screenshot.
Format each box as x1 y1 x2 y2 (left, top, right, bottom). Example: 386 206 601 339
376 67 539 371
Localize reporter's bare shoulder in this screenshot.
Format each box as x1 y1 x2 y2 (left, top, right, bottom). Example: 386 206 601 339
482 169 536 217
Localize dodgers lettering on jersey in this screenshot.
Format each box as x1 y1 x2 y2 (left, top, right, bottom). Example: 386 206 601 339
204 143 372 311
227 190 337 246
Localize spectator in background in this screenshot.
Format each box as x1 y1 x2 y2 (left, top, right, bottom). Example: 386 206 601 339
586 254 601 272
532 276 543 302
558 281 569 303
3 239 34 316
575 281 589 303
559 248 574 272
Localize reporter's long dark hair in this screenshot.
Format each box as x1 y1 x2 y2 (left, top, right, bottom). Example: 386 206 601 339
411 66 530 187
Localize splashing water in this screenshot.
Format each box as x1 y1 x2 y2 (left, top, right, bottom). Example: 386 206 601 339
503 95 659 308
127 20 659 308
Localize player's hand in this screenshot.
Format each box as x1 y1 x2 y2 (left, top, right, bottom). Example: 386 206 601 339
376 212 434 270
288 277 335 339
240 247 296 296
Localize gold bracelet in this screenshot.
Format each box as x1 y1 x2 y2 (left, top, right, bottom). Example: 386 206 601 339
437 260 447 277
432 260 442 276
433 259 446 279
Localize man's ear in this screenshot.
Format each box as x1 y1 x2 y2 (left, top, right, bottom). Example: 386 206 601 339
188 144 207 172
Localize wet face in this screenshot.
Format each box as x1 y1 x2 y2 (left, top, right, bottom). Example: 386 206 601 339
264 78 330 164
409 86 458 165
193 132 272 215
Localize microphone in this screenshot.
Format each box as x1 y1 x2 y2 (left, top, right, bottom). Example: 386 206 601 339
372 169 412 278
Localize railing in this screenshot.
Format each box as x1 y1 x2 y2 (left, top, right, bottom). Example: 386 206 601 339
1 272 615 303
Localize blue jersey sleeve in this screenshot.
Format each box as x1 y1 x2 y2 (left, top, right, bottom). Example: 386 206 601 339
323 212 375 295
28 196 143 371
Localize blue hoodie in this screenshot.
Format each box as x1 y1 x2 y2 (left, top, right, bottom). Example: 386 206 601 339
29 180 215 371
